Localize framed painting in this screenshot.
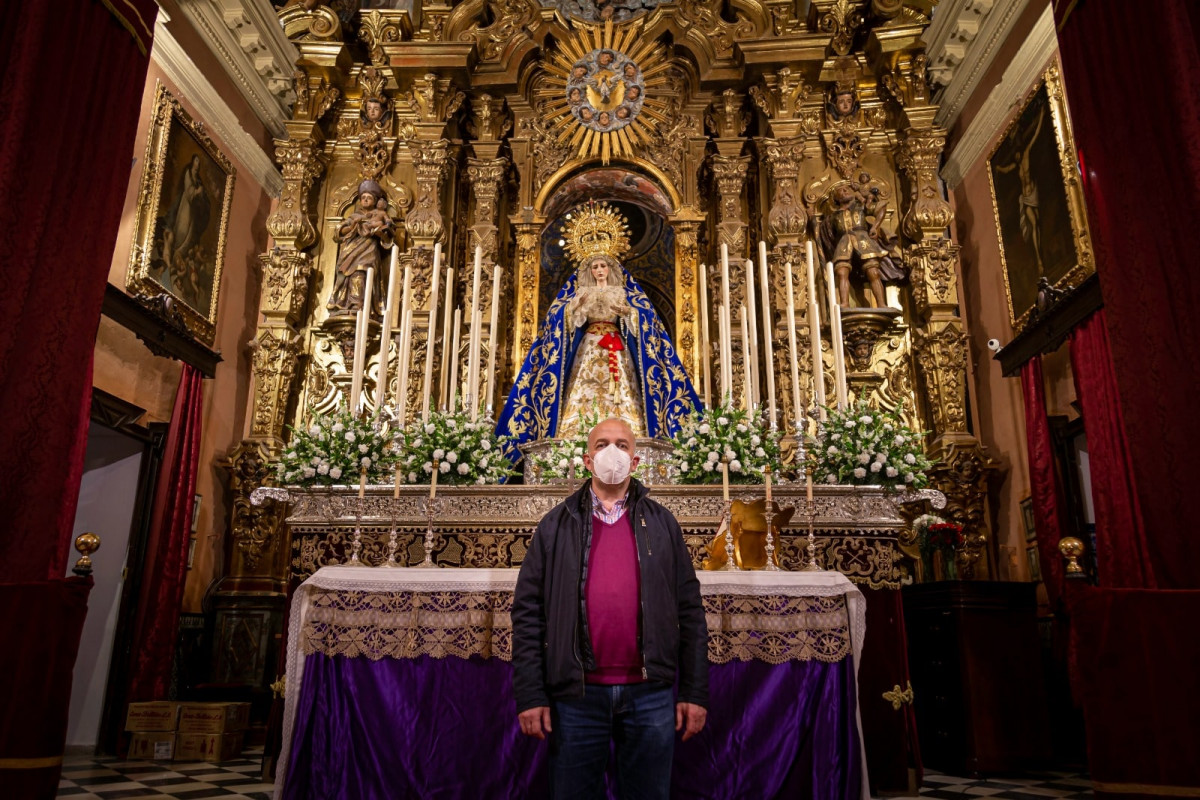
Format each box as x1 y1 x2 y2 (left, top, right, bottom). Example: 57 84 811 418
988 61 1094 335
126 82 235 346
1020 496 1036 542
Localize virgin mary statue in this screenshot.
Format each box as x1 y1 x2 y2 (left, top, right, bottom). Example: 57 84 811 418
495 201 700 460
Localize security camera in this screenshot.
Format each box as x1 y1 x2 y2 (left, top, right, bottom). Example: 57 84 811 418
987 338 1002 352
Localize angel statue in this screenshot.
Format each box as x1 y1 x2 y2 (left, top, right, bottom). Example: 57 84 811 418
327 179 394 316
809 173 905 308
495 201 700 461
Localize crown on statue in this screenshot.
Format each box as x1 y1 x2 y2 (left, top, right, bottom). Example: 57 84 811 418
560 200 631 265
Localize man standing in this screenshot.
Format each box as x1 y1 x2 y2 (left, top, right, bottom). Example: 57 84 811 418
513 418 708 798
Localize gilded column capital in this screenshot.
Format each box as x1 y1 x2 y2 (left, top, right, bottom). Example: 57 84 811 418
267 133 327 250
749 69 822 140
896 127 954 241
706 89 750 143
762 137 809 248
258 249 315 327
906 239 960 322
710 155 751 251
404 137 454 244
467 94 512 150
466 156 508 259
399 73 466 128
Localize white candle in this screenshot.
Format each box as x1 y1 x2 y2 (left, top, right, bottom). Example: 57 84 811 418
351 266 375 413
438 264 455 411
720 243 731 405
467 246 483 418
376 246 401 406
806 244 826 416
740 305 752 412
784 262 804 434
350 307 365 413
745 257 759 409
485 265 502 416
396 306 414 425
448 306 463 412
698 262 712 409
825 261 848 408
718 304 731 403
758 243 777 428
422 243 443 421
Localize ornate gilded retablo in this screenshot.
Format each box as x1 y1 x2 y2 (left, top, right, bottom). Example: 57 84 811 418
539 21 671 164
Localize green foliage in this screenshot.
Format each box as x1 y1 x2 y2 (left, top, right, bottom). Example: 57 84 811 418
276 404 400 486
670 402 781 484
809 398 933 489
393 408 515 486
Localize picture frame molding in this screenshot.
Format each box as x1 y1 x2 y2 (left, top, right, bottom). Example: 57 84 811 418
987 60 1095 336
125 82 236 346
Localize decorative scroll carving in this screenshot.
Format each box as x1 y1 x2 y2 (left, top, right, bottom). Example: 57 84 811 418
672 219 701 382
292 69 340 123
880 53 930 110
895 127 953 241
750 68 810 124
906 239 960 319
913 321 968 435
676 0 754 57
928 436 999 580
818 0 867 56
249 328 305 442
827 129 866 180
359 9 409 67
513 223 541 368
706 89 749 140
400 73 465 126
467 93 512 143
224 441 288 576
466 157 508 259
519 108 572 193
258 248 314 326
456 0 540 62
267 136 326 250
645 110 700 193
404 138 452 242
711 155 750 250
763 138 808 246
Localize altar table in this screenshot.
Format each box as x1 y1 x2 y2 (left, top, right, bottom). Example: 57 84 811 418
276 566 868 800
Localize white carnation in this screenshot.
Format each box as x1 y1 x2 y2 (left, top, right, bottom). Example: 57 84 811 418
869 462 882 473
687 437 697 447
425 424 436 434
361 457 371 467
433 448 446 461
359 444 369 453
858 452 871 464
718 417 729 426
736 423 747 433
457 463 469 475
708 451 719 462
875 453 888 463
904 453 917 465
481 440 492 451
332 422 344 433
853 467 867 479
476 477 486 485
318 464 330 475
895 435 905 446
904 473 914 483
287 450 298 459
303 467 316 478
413 438 424 448
480 457 490 469
423 462 433 473
573 456 584 466
306 426 318 437
558 458 569 470
408 472 417 483
330 467 343 480
439 461 451 474
680 461 690 472
345 431 357 443
703 461 715 472
883 423 894 431
724 449 736 460
311 456 321 465
750 435 761 447
446 419 457 429
886 467 898 478
845 418 856 427
699 424 711 434
729 459 742 473
825 474 837 484
827 445 838 456
756 447 766 458
446 451 459 464
860 415 873 424
831 432 841 441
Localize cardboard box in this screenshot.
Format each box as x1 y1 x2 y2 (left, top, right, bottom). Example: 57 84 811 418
177 702 251 734
128 732 175 761
125 701 180 732
175 731 244 763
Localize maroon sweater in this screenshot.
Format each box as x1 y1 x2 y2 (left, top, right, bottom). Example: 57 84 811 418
584 513 644 684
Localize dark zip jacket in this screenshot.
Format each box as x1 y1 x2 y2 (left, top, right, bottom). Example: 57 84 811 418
512 478 709 712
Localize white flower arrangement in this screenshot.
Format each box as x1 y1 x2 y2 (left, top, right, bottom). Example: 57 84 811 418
670 401 780 484
809 398 933 489
393 408 515 486
276 403 400 486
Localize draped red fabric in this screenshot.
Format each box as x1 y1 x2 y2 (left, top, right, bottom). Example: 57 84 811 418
0 0 156 581
1056 0 1200 588
1068 311 1155 588
0 578 92 798
1020 358 1066 606
858 587 922 794
127 365 204 703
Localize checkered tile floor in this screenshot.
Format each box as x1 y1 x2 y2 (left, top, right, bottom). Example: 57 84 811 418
59 752 1091 799
58 748 274 799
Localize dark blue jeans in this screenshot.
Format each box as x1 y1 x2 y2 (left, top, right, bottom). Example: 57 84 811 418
549 682 676 800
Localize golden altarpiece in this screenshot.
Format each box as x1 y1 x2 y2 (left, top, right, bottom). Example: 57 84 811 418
213 0 996 708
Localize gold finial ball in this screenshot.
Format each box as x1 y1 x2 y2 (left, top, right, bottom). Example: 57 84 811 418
1058 536 1084 574
75 532 101 557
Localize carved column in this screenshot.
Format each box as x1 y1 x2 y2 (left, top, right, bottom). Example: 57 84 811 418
897 126 998 578
513 220 541 380
670 217 703 384
466 157 508 409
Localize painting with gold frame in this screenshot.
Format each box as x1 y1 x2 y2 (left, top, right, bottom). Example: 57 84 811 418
987 61 1093 335
126 82 235 346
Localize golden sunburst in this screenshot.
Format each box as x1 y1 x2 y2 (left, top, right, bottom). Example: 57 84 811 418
535 18 673 165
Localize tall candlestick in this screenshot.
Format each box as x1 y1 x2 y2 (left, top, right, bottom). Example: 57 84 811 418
422 243 443 421
376 247 401 406
484 265 502 416
395 307 414 425
806 243 827 416
438 264 455 411
448 306 463 412
467 247 483 419
825 261 848 408
740 304 752 412
759 244 777 428
720 243 731 404
784 262 804 434
745 257 760 408
699 262 712 409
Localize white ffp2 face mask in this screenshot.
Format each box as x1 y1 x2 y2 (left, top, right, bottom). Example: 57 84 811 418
591 443 632 485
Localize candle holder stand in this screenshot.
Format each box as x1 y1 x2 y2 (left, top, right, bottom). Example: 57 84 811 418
415 497 440 568
717 499 739 571
762 501 781 571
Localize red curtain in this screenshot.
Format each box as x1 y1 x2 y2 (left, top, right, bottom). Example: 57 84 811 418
1069 311 1154 588
127 365 204 703
1020 358 1066 606
0 0 156 580
0 578 92 798
1056 0 1200 589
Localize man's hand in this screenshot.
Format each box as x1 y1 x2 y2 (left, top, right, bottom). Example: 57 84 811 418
518 706 552 740
675 702 706 742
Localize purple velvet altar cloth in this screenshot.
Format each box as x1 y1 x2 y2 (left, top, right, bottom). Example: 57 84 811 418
283 653 861 800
